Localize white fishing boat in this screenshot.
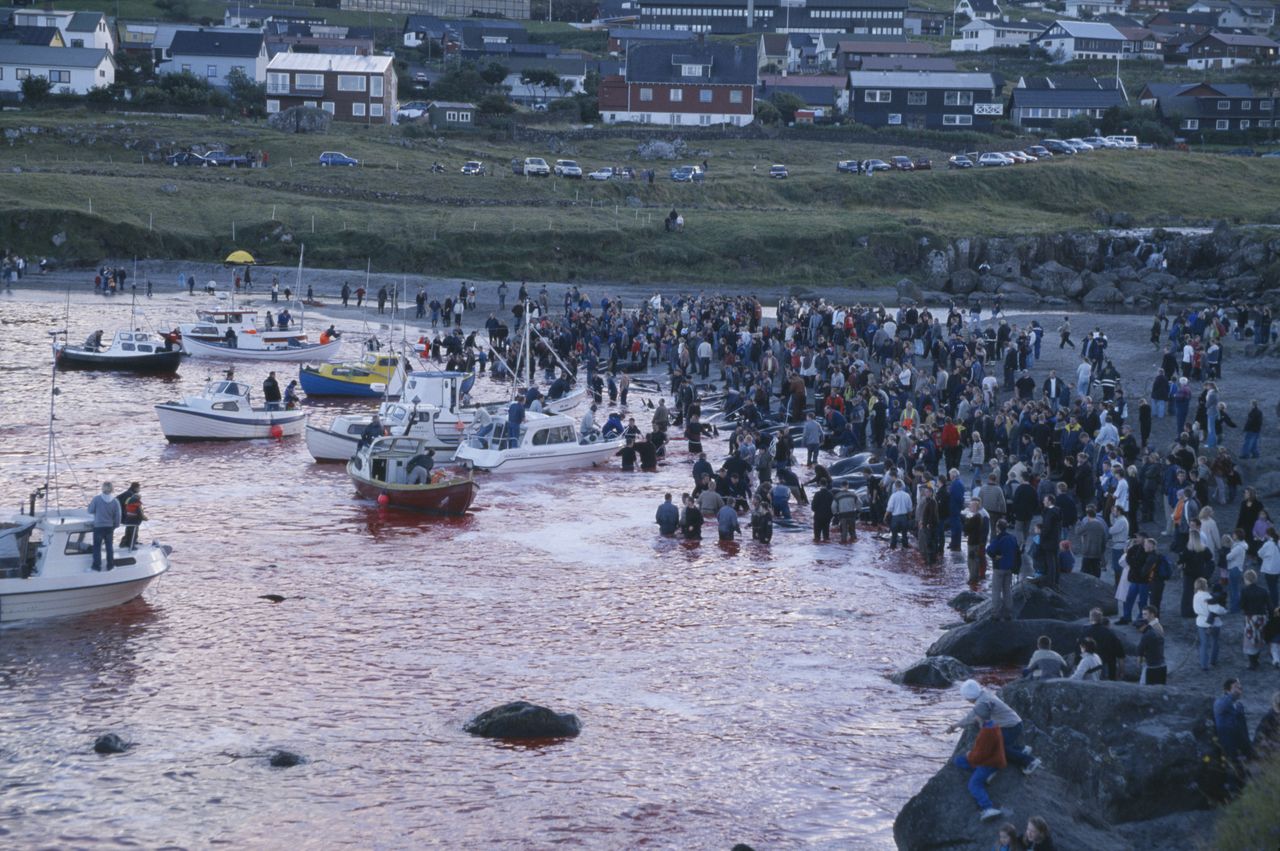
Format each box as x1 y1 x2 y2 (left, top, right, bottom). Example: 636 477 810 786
454 411 622 473
53 329 183 373
177 307 308 347
155 379 306 441
0 509 171 623
182 333 342 362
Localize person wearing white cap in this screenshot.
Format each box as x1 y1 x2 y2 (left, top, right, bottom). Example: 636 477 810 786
950 680 1042 776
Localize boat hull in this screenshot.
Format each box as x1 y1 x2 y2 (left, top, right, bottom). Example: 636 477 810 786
454 440 621 473
155 405 306 442
183 336 342 362
0 547 169 623
305 424 361 461
54 347 182 373
349 474 478 516
298 369 387 398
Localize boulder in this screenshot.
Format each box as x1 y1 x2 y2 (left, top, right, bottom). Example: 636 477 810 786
636 139 683 160
51 231 67 247
948 590 987 615
267 106 331 134
964 573 1117 623
896 277 923 303
891 655 973 688
93 733 130 754
1082 285 1124 308
894 680 1218 851
928 618 1087 666
1251 470 1280 498
160 183 178 195
948 269 979 295
464 701 581 740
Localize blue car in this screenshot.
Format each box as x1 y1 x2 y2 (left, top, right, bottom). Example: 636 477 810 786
670 165 704 183
319 151 360 167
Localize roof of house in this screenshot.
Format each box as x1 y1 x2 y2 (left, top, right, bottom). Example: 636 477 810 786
838 39 938 54
1010 88 1128 108
0 44 113 67
625 42 757 85
760 33 788 54
170 30 265 57
759 73 846 87
610 27 696 42
1140 81 1257 99
963 17 1044 31
501 55 589 76
0 25 63 45
860 55 959 70
1195 31 1279 47
67 11 104 32
966 0 1002 12
404 14 449 35
265 53 392 73
1145 11 1217 26
1040 20 1125 38
847 70 998 89
428 100 476 109
1019 74 1121 89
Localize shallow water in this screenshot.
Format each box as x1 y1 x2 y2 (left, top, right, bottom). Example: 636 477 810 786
0 291 968 849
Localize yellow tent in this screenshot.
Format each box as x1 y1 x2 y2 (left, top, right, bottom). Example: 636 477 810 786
224 250 256 266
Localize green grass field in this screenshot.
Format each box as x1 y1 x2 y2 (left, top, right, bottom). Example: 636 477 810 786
3 111 1279 284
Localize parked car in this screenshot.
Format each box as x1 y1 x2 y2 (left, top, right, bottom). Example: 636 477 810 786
670 165 705 182
1065 138 1094 152
769 164 788 179
836 159 860 174
912 157 932 171
947 155 974 169
1026 145 1052 159
413 72 428 84
553 159 583 178
1004 150 1031 164
862 159 891 173
165 151 208 167
396 101 428 121
1260 150 1280 158
460 161 485 175
523 156 551 176
890 156 915 172
587 167 615 180
204 151 249 168
1106 135 1138 149
1083 136 1116 149
1224 147 1256 157
319 151 359 167
978 152 1013 167
1040 139 1076 155
531 102 548 112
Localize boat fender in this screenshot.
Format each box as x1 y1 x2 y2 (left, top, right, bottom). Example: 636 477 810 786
586 433 599 444
454 420 465 431
245 328 258 334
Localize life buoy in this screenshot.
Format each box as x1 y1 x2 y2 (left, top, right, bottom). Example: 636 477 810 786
586 432 599 444
454 420 465 431
245 328 258 334
431 470 446 484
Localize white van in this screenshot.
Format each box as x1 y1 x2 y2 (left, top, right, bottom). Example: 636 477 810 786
523 156 551 176
1106 135 1138 149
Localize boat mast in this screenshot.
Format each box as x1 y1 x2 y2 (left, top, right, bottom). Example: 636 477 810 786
296 244 306 329
43 351 58 512
524 299 532 390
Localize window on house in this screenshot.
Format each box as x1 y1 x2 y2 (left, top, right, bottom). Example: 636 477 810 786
304 100 318 108
1181 119 1198 130
1260 120 1272 128
700 114 711 125
1261 101 1273 111
943 114 973 125
700 89 712 102
181 64 191 73
887 113 902 124
1240 119 1250 130
1215 119 1229 130
681 63 702 75
864 89 891 102
729 89 743 104
639 87 653 101
370 76 383 97
16 68 30 79
322 102 335 114
295 73 323 90
1217 100 1229 110
71 38 84 47
207 65 217 78
944 91 973 106
338 75 366 92
267 72 289 94
353 102 366 117
49 70 69 83
267 99 280 113
371 103 384 117
1241 100 1250 110
907 90 927 105
670 88 682 101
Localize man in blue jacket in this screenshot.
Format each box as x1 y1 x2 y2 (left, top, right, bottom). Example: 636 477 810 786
986 519 1021 620
655 493 680 536
506 394 525 449
1214 677 1254 791
948 470 967 551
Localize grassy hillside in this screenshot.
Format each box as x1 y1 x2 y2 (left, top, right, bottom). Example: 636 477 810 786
3 111 1279 285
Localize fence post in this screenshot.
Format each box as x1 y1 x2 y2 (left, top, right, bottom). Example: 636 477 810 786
149 212 153 232
88 198 92 214
232 221 236 240
311 215 315 233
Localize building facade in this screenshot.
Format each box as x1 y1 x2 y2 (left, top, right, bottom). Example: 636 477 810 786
950 18 1043 51
635 0 907 35
599 41 757 125
265 53 396 123
12 10 114 53
0 45 115 96
1139 81 1277 133
1185 32 1279 69
846 70 1001 129
166 30 268 86
1033 20 1127 61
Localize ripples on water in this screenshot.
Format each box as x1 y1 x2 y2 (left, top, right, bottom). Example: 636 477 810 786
0 292 968 849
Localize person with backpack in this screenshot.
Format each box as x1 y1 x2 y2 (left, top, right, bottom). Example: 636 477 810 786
833 483 860 544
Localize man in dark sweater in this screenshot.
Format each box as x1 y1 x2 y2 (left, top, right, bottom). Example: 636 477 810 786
1136 606 1166 685
1082 608 1126 681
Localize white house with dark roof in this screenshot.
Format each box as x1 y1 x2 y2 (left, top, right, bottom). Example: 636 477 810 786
954 0 1002 21
0 45 115 96
165 29 268 87
1033 20 1128 61
12 9 114 53
1062 0 1130 17
951 18 1044 51
1186 0 1277 32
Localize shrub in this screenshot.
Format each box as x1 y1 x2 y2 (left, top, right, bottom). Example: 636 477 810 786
21 75 52 105
1210 756 1280 850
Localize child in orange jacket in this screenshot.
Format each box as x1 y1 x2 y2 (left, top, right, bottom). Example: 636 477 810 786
953 703 1007 821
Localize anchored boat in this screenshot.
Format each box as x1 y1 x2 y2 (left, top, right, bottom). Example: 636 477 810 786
299 350 407 398
53 329 182 373
155 379 306 441
454 411 622 473
347 436 478 515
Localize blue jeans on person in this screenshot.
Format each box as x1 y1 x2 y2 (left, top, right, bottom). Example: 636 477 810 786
91 527 115 571
953 754 996 810
1242 431 1260 459
1228 568 1243 613
889 514 910 549
1123 581 1149 621
772 498 791 520
1198 626 1221 670
1110 548 1125 583
1207 416 1217 448
949 514 963 549
1153 399 1167 418
1000 723 1033 768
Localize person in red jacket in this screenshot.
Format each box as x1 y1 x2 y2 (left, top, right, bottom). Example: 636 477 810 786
953 702 1007 822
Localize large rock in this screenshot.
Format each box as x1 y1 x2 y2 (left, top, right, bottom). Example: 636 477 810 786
636 139 683 160
1082 284 1124 308
896 277 923 303
927 617 1088 666
964 573 1117 623
267 106 331 134
464 701 582 740
891 655 973 688
894 680 1218 851
948 590 987 615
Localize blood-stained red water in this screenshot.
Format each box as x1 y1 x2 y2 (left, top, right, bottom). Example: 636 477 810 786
0 292 969 849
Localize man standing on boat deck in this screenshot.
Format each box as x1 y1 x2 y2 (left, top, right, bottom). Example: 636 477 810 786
88 482 121 572
507 393 525 449
263 372 282 411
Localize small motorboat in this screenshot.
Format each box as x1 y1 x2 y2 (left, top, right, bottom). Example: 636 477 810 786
347 436 478 515
0 503 171 623
299 350 407 398
155 379 306 441
178 307 307 347
182 334 342 363
53 329 182 373
454 411 623 473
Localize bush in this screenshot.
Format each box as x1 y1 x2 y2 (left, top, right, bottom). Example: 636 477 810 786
20 75 52 105
754 100 781 126
1211 756 1280 850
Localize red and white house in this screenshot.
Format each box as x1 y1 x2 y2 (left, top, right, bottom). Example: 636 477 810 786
598 41 758 127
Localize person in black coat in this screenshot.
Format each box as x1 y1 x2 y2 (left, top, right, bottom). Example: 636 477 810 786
811 484 834 542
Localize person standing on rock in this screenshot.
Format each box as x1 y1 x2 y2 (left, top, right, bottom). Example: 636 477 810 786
1214 677 1255 792
1083 608 1125 681
1078 505 1107 578
885 480 914 550
952 701 1007 823
1136 606 1167 685
952 680 1041 775
1242 570 1270 670
1241 400 1263 459
964 498 991 588
986 519 1020 620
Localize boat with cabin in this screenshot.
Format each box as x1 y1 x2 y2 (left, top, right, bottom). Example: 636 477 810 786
53 329 182 373
454 411 622 473
299 350 407 398
347 436 478 515
155 379 307 441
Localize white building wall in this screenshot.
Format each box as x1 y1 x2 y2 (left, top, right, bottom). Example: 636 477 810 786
0 56 114 95
167 51 268 86
602 109 754 126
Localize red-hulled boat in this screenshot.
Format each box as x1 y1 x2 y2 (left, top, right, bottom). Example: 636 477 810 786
347 436 478 516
